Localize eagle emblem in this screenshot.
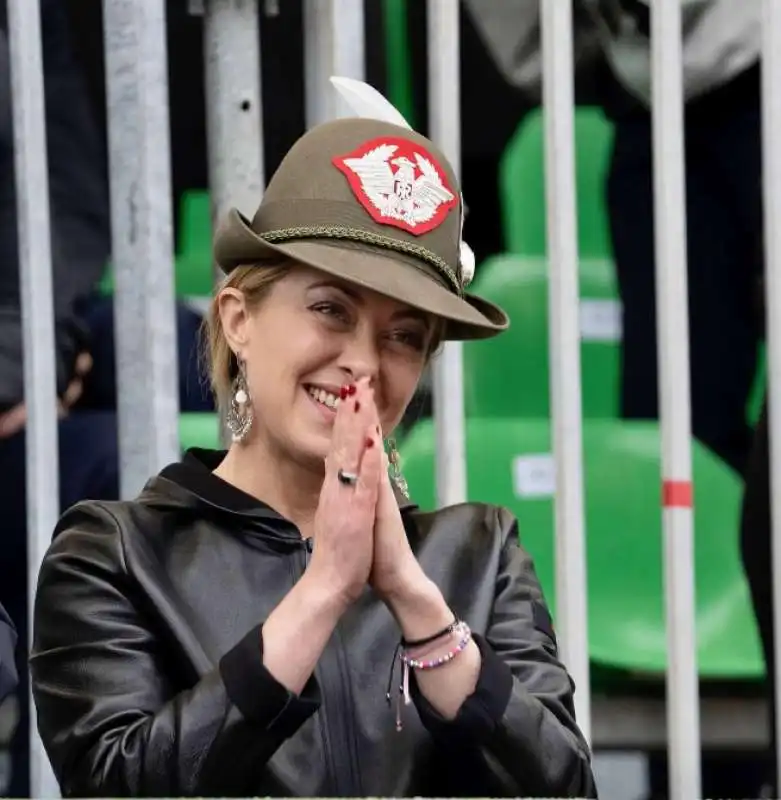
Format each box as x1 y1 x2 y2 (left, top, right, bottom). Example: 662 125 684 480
333 137 458 236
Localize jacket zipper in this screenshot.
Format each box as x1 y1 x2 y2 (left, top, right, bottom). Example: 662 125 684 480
331 626 365 796
298 537 363 796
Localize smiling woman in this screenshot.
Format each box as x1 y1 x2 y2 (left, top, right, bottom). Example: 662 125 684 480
209 263 436 479
29 116 596 799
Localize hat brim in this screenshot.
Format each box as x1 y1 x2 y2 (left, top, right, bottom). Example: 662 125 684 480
214 209 508 341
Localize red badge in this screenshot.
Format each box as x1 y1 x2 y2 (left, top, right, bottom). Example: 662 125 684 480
332 136 458 236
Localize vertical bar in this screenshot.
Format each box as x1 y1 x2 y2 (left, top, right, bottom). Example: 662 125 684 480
304 0 365 127
539 0 591 745
761 0 781 780
6 0 61 795
103 0 180 499
427 0 466 507
650 2 701 797
203 0 265 225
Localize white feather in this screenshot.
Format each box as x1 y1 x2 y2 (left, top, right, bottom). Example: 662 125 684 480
329 76 412 130
460 241 476 287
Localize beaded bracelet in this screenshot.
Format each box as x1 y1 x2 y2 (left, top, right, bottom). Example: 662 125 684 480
387 621 473 732
401 622 472 670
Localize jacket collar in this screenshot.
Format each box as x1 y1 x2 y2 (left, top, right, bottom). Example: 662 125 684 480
156 448 417 516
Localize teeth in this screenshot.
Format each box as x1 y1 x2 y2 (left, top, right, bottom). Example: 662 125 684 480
308 386 340 409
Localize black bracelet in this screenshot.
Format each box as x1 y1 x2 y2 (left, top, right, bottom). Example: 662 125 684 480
401 618 460 649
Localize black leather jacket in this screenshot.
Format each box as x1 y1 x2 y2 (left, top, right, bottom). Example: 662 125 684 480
31 449 597 798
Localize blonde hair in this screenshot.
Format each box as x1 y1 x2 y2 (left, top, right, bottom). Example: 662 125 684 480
202 260 446 411
203 261 290 411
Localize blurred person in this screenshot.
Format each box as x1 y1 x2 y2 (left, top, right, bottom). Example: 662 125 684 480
0 0 111 412
0 602 16 703
30 117 596 798
739 395 776 796
0 406 120 797
465 0 763 477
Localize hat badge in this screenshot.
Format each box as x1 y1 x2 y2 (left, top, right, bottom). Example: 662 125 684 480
333 136 459 237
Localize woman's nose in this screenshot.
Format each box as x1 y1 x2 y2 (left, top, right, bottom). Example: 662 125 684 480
339 333 380 386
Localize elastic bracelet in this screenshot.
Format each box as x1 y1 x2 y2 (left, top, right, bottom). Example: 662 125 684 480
386 621 473 732
401 617 461 649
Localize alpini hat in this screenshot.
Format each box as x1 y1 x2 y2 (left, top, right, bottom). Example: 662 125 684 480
213 117 509 340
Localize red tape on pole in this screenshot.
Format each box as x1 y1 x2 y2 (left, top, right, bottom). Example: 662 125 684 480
662 480 693 508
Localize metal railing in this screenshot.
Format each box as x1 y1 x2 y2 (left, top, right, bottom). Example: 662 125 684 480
6 0 779 798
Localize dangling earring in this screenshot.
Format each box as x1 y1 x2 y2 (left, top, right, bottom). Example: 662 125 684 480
386 438 409 499
225 359 254 443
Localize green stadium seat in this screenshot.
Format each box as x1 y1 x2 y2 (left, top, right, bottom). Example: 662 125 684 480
399 417 763 680
464 254 621 418
500 106 615 259
175 189 215 299
179 412 221 451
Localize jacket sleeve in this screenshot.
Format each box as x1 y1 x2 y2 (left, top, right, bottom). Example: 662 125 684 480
30 503 320 798
0 600 17 703
411 507 597 798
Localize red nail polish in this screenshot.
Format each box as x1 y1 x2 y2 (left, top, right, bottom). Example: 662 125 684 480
354 401 361 412
347 384 357 396
339 386 349 400
365 437 374 449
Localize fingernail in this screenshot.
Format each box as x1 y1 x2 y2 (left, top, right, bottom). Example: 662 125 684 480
347 384 357 396
365 437 374 449
354 401 361 412
339 385 350 400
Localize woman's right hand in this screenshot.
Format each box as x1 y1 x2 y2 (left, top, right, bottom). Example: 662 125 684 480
308 376 382 606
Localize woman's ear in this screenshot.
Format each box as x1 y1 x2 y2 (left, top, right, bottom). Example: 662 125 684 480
217 288 250 358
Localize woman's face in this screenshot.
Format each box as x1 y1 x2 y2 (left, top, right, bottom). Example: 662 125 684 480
219 265 436 467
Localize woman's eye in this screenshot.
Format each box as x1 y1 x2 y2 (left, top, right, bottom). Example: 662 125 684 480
311 301 350 323
389 329 426 351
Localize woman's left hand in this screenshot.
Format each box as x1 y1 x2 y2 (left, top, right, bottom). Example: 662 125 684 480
370 426 482 723
369 436 430 606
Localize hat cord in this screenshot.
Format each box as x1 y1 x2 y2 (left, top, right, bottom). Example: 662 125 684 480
262 224 463 297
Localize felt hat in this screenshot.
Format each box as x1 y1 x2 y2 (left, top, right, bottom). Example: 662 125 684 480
213 117 508 340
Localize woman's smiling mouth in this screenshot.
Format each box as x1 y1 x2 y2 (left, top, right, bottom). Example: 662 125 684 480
305 384 341 414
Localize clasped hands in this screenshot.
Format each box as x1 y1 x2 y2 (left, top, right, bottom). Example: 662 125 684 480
310 376 435 615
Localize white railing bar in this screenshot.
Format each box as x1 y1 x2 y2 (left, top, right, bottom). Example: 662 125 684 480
650 1 701 797
6 0 61 794
427 0 468 508
760 0 781 780
203 0 265 228
103 0 180 499
539 0 592 746
304 0 365 127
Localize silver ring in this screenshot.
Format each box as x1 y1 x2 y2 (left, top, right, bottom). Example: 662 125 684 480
337 468 359 486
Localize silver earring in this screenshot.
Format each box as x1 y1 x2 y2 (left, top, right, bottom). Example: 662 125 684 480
225 360 253 443
386 438 409 499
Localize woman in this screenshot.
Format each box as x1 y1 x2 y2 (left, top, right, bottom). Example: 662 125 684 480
30 117 596 798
